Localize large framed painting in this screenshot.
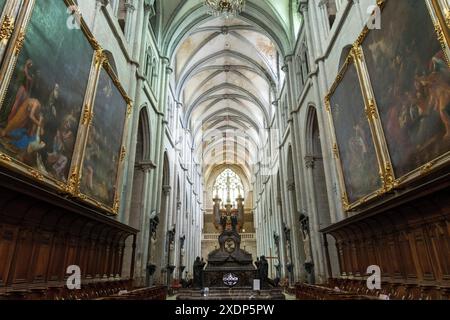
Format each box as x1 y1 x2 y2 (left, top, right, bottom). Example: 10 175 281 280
0 0 95 189
0 1 131 215
326 53 383 210
359 0 450 185
79 61 130 213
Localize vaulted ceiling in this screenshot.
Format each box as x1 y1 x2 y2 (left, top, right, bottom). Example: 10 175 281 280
158 0 300 183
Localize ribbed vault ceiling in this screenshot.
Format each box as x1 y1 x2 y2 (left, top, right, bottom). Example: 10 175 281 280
162 0 298 183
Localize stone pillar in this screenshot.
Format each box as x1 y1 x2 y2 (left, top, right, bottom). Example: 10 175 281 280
150 58 171 237
302 0 344 222
276 195 286 279
304 154 328 283
124 1 136 41
178 235 186 280
166 227 176 286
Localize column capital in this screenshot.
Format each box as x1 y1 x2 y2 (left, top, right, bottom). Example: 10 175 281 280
304 155 315 169
162 185 172 196
287 181 295 191
124 2 136 12
135 161 156 172
298 1 308 13
284 54 294 63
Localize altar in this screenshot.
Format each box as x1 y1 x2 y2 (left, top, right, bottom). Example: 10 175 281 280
201 187 257 289
177 173 285 300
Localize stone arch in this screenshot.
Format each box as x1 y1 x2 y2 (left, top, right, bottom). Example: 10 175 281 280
305 105 331 228
127 107 152 287
129 108 151 230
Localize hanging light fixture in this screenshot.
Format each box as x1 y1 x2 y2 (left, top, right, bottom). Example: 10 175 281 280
205 0 246 18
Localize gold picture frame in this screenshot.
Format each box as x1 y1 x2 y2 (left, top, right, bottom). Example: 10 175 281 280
325 48 386 212
427 0 450 66
0 0 33 107
0 0 26 65
0 0 132 215
328 0 450 212
74 55 132 215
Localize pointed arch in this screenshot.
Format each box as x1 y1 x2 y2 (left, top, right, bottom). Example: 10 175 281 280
305 105 331 228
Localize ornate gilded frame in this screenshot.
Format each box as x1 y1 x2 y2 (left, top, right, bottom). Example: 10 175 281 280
74 54 132 215
0 0 132 215
325 49 387 212
0 0 32 104
327 0 450 212
0 0 23 64
427 0 450 64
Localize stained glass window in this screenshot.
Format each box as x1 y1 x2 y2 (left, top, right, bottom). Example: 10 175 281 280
213 169 244 203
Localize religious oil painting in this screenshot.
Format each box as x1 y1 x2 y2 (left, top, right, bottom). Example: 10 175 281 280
329 61 382 204
361 0 450 178
80 68 127 208
0 1 93 182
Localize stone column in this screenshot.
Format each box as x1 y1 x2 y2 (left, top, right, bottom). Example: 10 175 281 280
301 0 344 223
150 58 171 226
304 154 327 283
124 1 136 41
166 227 176 286
178 235 186 280
276 195 286 279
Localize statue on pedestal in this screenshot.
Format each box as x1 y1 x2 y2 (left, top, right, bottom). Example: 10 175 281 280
147 211 159 284
300 214 312 264
193 257 206 288
258 256 269 288
254 257 261 280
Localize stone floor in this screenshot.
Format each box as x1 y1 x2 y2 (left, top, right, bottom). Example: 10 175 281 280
171 288 292 300
168 292 296 300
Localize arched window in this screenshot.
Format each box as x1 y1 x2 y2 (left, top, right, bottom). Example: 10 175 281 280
213 169 244 204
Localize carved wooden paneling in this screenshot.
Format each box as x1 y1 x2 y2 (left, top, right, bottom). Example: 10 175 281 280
0 168 137 300
0 226 17 287
11 229 34 286
47 233 66 282
31 231 53 283
322 174 450 299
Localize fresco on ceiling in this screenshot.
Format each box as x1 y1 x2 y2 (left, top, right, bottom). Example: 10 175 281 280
330 62 381 204
0 0 93 182
362 0 450 177
80 68 127 207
